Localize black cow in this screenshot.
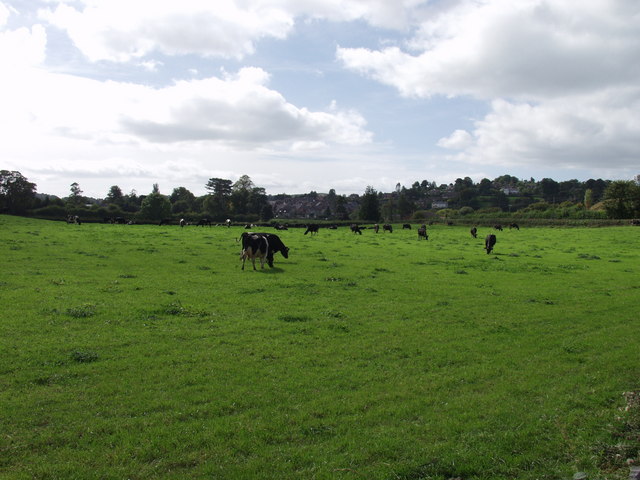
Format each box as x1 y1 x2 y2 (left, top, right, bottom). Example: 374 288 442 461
485 234 497 254
494 224 503 231
402 223 411 229
197 218 212 227
383 224 393 233
244 232 290 268
304 224 319 235
350 224 362 235
509 223 520 230
418 225 428 240
115 217 126 224
470 227 477 238
240 233 269 270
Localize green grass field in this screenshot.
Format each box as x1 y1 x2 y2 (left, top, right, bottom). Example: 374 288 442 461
1 215 638 479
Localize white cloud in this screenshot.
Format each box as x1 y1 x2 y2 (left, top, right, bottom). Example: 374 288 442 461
338 0 640 177
437 129 473 150
39 0 295 62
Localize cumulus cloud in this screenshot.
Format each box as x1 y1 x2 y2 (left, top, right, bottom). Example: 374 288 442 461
119 67 372 147
338 0 640 172
37 0 429 63
39 0 295 62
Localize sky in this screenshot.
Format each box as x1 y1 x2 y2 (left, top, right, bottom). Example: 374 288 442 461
1 0 639 198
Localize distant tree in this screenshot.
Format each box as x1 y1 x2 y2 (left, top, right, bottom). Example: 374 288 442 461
603 181 640 218
248 187 268 216
169 187 196 210
584 189 594 209
106 185 124 205
0 170 37 214
398 192 414 219
67 182 84 207
204 178 232 218
139 185 171 220
478 178 493 195
539 178 559 203
359 186 380 221
335 195 349 220
231 175 254 215
260 203 274 222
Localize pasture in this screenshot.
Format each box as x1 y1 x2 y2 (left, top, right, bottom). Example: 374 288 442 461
1 215 638 479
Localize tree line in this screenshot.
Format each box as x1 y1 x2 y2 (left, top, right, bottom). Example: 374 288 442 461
1 169 640 222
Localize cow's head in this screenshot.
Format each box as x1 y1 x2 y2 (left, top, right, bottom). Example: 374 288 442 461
281 246 290 259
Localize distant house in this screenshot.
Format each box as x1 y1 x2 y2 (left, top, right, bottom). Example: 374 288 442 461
502 187 520 195
431 200 448 209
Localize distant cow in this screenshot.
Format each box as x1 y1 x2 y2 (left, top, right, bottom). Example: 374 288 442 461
402 224 411 229
245 232 290 268
274 224 288 230
66 215 81 225
494 224 503 231
509 223 520 230
383 224 393 233
418 225 428 240
226 219 231 228
197 218 212 227
240 233 269 270
179 218 186 227
159 219 171 226
350 224 363 235
485 234 497 254
304 224 319 235
373 224 379 233
115 217 126 224
470 227 477 238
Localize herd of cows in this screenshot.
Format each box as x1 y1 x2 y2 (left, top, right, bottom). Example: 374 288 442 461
237 222 517 270
67 216 518 270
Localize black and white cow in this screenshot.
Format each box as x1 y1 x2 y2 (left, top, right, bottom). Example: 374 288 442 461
240 233 269 270
241 232 290 269
470 227 477 238
417 225 428 240
485 234 497 254
350 224 363 235
373 224 380 233
179 218 186 227
304 224 319 235
66 215 81 225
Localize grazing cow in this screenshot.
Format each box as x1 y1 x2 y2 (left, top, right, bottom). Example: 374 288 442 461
470 227 477 238
226 219 231 228
373 224 379 233
509 223 520 230
485 234 497 254
245 232 290 268
197 218 212 227
350 224 363 235
631 219 640 226
240 233 269 270
447 221 454 226
402 223 412 229
494 224 503 231
383 224 393 233
159 219 171 226
115 217 126 224
274 224 288 230
417 225 428 240
66 215 81 225
304 224 319 235
328 225 338 230
179 218 186 227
